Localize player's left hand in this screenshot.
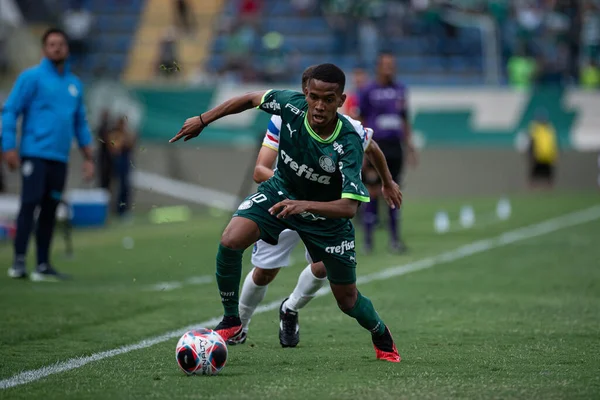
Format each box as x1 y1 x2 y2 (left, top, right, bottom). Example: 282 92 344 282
269 200 309 219
381 181 402 209
169 116 206 143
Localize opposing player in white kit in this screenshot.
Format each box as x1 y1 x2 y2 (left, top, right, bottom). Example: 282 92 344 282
231 66 403 347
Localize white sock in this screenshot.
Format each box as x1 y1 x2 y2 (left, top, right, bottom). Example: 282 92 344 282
239 268 268 333
284 265 327 312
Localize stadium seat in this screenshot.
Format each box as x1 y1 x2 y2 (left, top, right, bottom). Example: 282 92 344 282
207 0 487 86
73 0 143 82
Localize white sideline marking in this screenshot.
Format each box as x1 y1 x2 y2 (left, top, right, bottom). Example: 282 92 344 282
147 275 213 292
133 170 238 211
2 205 600 390
148 282 183 291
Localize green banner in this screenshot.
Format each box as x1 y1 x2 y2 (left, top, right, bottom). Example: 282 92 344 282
132 87 270 146
124 85 599 151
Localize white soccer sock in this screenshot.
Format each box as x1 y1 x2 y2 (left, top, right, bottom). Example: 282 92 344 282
239 268 268 333
284 265 327 312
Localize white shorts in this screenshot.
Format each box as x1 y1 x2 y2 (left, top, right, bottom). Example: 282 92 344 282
251 229 312 270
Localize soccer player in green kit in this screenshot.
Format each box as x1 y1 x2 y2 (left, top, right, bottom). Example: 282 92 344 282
170 64 400 362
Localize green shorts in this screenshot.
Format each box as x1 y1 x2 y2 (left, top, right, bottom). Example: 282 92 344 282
233 187 357 284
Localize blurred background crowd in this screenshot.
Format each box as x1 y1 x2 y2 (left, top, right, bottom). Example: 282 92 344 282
1 0 599 89
203 0 599 89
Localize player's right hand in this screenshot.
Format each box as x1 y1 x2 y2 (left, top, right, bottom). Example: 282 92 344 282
169 116 206 143
381 181 402 210
3 150 19 171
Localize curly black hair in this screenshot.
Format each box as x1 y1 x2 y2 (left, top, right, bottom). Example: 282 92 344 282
309 63 346 93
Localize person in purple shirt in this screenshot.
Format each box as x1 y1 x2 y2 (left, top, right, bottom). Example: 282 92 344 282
358 52 418 253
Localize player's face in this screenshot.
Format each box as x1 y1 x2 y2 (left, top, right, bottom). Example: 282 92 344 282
304 79 346 130
378 55 395 82
43 33 69 64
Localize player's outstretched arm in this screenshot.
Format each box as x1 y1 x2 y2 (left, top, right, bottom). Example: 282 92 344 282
169 90 268 143
365 139 402 209
269 198 359 219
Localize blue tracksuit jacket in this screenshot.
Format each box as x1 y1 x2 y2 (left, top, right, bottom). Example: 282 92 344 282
1 58 92 163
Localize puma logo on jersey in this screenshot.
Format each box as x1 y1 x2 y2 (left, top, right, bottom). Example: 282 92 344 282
286 123 296 137
280 149 331 184
350 182 365 195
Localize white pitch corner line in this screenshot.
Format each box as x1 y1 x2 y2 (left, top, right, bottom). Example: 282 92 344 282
1 205 599 390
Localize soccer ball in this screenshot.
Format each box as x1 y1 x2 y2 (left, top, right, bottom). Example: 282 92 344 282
175 329 228 376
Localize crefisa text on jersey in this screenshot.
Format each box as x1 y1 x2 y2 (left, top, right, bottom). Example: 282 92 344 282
280 149 334 184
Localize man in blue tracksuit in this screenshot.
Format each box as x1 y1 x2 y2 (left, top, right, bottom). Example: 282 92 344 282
1 28 95 281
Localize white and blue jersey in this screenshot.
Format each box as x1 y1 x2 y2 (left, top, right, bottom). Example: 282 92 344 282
262 114 373 153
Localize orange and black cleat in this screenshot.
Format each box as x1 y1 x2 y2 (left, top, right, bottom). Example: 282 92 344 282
372 326 401 363
214 316 243 342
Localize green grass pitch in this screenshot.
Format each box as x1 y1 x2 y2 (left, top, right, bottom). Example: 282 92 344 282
0 191 599 399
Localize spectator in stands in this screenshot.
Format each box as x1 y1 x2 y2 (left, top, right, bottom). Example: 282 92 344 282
537 41 571 86
107 115 136 218
384 0 410 38
238 0 262 28
259 31 292 83
291 0 316 17
515 1 544 48
357 17 380 69
582 1 600 65
581 58 600 89
174 0 196 37
556 0 582 81
62 2 93 70
322 0 354 55
157 27 179 78
507 43 537 89
494 1 519 65
421 1 455 63
222 24 256 82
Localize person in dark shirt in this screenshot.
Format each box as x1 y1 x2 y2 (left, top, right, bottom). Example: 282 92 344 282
359 52 418 253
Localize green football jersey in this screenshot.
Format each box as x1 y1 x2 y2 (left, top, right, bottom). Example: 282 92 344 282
257 89 370 205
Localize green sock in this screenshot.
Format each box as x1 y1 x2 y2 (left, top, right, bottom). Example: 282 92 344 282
216 244 244 317
343 291 386 336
